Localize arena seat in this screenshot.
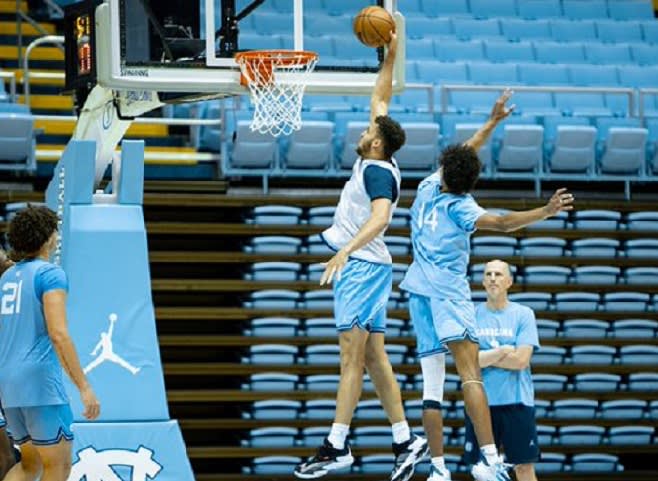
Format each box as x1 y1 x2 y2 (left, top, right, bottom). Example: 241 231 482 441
570 345 616 365
573 373 621 391
572 210 622 230
572 266 620 284
523 265 571 284
562 319 609 338
246 317 300 337
249 400 301 420
558 425 605 445
552 399 599 419
244 236 302 255
562 0 608 20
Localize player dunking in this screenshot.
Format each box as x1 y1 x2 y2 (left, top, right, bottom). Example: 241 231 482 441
399 90 574 481
0 206 100 481
294 33 429 481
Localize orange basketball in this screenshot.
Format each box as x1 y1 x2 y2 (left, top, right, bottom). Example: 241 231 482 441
353 6 396 48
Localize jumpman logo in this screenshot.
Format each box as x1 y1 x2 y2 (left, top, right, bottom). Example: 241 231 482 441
83 313 141 375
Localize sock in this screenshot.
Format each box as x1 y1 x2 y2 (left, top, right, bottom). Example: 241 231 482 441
480 444 499 465
432 456 446 471
327 423 350 450
392 420 411 444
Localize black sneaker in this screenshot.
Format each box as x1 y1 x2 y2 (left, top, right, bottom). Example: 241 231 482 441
294 438 354 479
390 434 430 481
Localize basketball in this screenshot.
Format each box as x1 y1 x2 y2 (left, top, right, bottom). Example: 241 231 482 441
353 6 396 48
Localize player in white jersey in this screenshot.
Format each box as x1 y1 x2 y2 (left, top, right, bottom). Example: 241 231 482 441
294 33 428 481
464 260 540 481
400 90 574 481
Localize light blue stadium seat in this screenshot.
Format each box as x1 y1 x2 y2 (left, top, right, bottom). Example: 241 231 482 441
563 0 608 19
524 212 570 230
562 319 609 338
424 0 469 17
550 20 598 42
535 452 566 473
385 318 406 338
533 346 567 365
535 399 551 418
304 400 336 420
353 427 392 447
471 290 488 304
628 372 658 390
573 373 620 391
247 206 303 225
651 401 658 419
572 453 622 473
0 112 40 173
554 292 600 311
305 15 354 37
468 62 519 84
360 454 395 474
305 345 340 365
300 426 329 445
440 113 488 146
534 41 586 63
339 121 369 169
230 121 279 169
435 39 486 62
625 267 658 285
596 20 644 43
247 317 300 337
407 38 436 60
304 318 336 337
552 399 599 419
391 207 411 228
626 211 658 231
392 263 408 283
395 122 440 171
569 64 619 85
502 19 552 41
388 291 403 310
601 399 647 419
518 63 570 85
496 125 544 174
306 234 335 255
532 374 568 391
585 43 632 65
305 374 340 392
471 236 517 257
509 292 552 311
303 290 335 310
596 116 643 142
245 289 300 309
612 318 658 338
453 18 502 40
333 111 368 138
537 319 561 337
406 16 452 39
307 206 335 227
240 32 281 50
547 126 597 174
609 426 654 445
573 210 621 230
247 344 297 364
417 61 469 87
599 128 648 176
572 266 619 284
283 121 334 171
332 36 377 60
246 427 297 448
603 292 649 311
558 425 605 445
554 92 610 117
625 239 658 258
609 0 654 20
570 345 616 364
544 115 591 145
303 94 351 112
452 123 492 170
631 44 658 65
536 425 556 445
250 12 293 35
513 92 558 117
250 400 302 420
355 399 387 420
248 373 298 391
470 0 517 18
571 238 619 258
453 400 466 420
250 456 302 475
384 344 407 364
385 236 411 256
641 20 658 43
524 266 570 284
619 345 658 364
519 0 562 19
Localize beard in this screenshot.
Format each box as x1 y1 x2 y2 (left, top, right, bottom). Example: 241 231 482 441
355 138 372 157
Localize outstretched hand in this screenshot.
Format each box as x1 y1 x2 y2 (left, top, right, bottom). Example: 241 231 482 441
545 188 575 216
489 88 515 123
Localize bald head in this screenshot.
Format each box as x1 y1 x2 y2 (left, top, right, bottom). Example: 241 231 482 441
482 259 514 302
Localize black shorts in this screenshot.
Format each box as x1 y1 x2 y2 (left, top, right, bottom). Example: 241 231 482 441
463 403 540 466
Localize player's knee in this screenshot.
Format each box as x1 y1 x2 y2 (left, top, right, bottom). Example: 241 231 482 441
340 346 365 371
42 455 71 479
514 463 536 481
364 345 387 370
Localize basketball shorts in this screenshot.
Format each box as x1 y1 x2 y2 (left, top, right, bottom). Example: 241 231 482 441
3 404 74 445
409 293 479 357
334 257 392 334
464 403 540 466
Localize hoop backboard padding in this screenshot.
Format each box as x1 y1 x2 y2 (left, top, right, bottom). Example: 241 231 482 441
235 50 318 136
96 0 405 96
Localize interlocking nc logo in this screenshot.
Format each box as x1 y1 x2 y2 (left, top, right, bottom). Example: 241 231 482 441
68 446 162 481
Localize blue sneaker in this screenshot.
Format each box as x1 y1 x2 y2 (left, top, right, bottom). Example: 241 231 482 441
471 455 511 481
427 464 452 481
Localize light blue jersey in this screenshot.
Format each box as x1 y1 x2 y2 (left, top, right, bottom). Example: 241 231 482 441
475 302 540 407
400 173 487 300
0 259 69 408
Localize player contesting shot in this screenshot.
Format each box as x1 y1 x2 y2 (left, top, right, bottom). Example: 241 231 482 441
399 90 575 481
294 31 429 481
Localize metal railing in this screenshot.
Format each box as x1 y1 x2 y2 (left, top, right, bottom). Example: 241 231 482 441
404 83 434 114
15 0 64 65
0 72 17 101
639 89 658 121
22 35 65 106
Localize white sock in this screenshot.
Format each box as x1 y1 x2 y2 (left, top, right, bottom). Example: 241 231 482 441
480 444 499 465
327 423 350 450
432 456 446 471
391 420 411 444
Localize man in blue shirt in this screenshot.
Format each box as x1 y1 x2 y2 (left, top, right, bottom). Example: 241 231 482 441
400 90 574 481
464 259 540 481
0 205 100 481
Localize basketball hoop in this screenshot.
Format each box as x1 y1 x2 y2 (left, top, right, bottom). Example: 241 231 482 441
235 50 318 137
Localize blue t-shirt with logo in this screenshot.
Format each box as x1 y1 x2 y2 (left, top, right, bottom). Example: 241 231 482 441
475 301 540 407
0 259 69 407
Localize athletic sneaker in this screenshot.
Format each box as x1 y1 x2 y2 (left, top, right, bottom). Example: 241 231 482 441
471 455 512 481
427 465 452 481
390 434 430 481
293 438 354 479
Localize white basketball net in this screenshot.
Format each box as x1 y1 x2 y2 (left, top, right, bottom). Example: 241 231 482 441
235 50 318 137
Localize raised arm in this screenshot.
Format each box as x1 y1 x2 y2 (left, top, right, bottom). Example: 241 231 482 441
369 32 399 124
464 88 515 152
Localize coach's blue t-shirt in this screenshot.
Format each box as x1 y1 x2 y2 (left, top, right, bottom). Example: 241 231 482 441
400 172 486 300
0 259 69 407
475 301 540 407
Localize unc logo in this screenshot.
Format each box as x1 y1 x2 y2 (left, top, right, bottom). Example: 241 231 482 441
68 446 162 481
102 102 114 130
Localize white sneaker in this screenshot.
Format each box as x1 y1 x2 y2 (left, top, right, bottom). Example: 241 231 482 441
427 465 452 481
471 455 511 481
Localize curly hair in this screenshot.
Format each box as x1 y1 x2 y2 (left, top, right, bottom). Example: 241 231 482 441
439 144 482 195
7 205 59 261
375 115 406 159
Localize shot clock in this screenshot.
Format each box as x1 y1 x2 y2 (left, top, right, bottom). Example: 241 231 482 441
64 0 102 92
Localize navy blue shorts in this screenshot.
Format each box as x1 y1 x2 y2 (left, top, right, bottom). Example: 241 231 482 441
463 403 539 466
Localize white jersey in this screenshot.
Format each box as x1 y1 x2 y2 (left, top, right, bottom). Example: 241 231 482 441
322 157 401 264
